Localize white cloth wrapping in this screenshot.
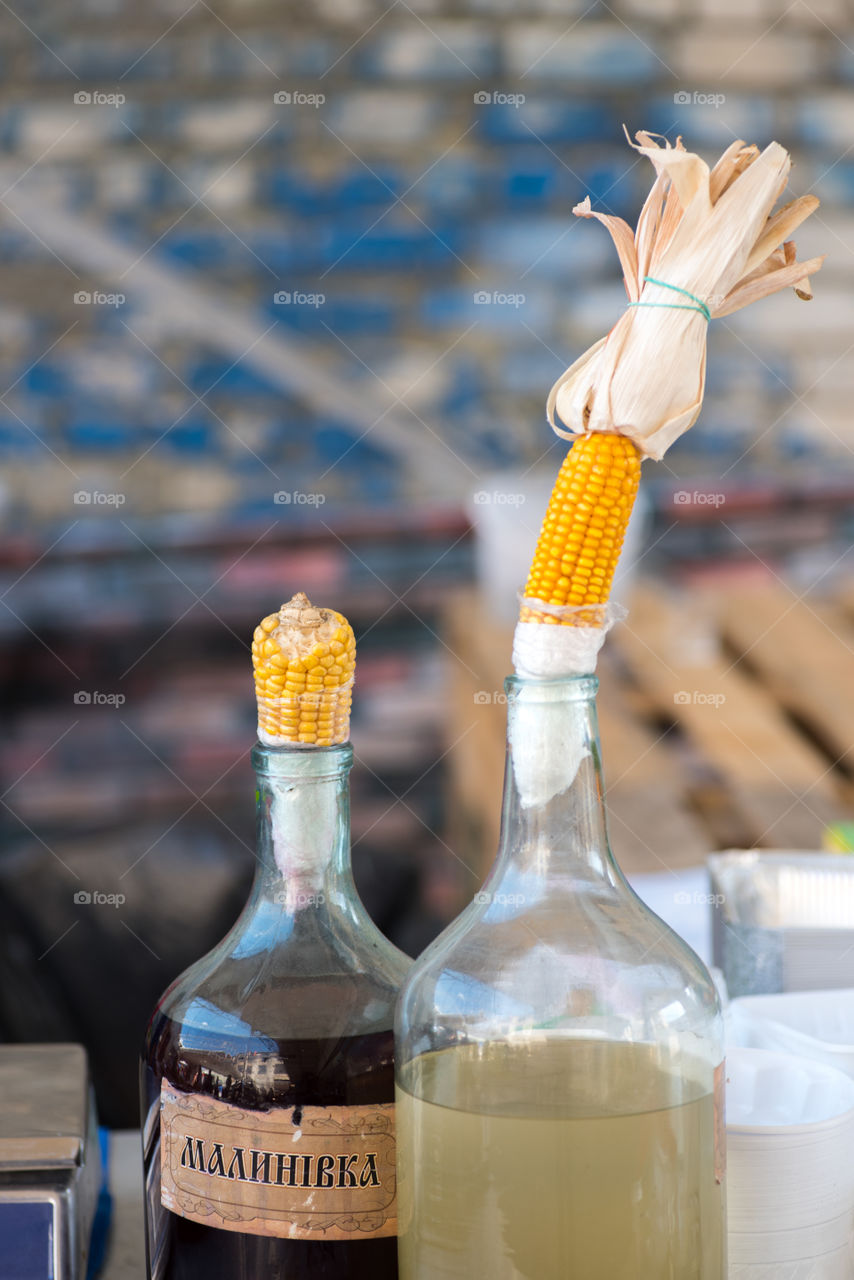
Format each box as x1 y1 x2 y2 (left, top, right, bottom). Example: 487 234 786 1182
271 783 336 904
512 599 626 679
510 599 625 807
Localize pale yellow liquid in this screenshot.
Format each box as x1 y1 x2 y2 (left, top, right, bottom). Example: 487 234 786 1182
397 1039 725 1280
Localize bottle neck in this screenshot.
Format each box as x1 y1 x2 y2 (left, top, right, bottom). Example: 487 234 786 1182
252 742 355 914
496 675 619 889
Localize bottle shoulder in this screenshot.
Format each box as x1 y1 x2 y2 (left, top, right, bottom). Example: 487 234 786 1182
397 884 721 1056
146 902 409 1051
403 882 714 983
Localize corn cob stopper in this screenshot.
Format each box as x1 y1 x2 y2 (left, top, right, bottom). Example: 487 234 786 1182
521 431 641 625
252 592 356 746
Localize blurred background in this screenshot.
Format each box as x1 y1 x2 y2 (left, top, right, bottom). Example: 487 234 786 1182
0 0 853 1126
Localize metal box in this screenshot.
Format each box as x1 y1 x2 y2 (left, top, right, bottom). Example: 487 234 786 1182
0 1044 100 1280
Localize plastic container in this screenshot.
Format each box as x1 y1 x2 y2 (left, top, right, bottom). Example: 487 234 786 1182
709 852 854 997
730 989 854 1077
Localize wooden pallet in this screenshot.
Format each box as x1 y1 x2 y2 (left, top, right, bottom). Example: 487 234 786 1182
442 580 854 889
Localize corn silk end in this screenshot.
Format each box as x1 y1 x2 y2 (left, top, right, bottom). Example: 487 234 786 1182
511 599 625 809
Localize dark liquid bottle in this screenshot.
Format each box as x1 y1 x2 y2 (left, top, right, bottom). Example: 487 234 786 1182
141 742 408 1280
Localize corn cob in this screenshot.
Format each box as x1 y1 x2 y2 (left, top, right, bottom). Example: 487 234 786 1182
520 431 641 625
252 592 356 746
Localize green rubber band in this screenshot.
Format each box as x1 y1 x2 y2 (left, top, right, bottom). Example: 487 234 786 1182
627 276 711 324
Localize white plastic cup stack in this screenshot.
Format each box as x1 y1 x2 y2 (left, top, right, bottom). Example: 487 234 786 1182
726 1047 854 1278
730 989 854 1078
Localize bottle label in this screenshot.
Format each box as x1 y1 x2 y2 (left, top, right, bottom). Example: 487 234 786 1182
159 1082 397 1240
714 1059 726 1185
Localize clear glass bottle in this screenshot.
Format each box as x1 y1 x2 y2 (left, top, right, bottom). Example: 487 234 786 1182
396 674 725 1280
142 742 409 1280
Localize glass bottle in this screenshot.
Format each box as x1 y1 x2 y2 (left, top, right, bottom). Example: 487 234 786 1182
142 741 409 1280
396 674 725 1280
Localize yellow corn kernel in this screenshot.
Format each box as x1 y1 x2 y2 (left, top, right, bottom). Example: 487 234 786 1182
252 592 355 745
521 431 641 625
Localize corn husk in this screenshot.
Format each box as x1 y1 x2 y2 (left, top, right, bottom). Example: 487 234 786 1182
548 132 824 461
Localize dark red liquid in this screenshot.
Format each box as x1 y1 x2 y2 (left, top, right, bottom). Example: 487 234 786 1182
141 1012 398 1279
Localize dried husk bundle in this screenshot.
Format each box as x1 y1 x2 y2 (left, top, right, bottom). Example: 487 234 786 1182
548 131 824 460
